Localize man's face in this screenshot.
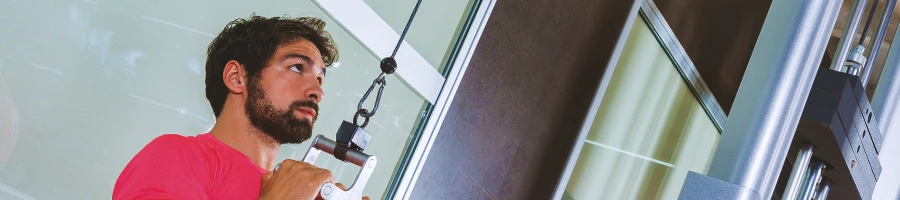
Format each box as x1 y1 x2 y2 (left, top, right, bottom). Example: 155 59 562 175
245 39 326 144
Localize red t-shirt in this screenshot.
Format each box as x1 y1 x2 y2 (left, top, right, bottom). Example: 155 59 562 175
113 133 266 200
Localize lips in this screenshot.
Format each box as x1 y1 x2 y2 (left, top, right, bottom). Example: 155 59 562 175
296 107 317 119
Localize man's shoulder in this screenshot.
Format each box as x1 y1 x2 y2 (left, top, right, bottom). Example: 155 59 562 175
148 133 197 146
114 134 214 199
139 134 212 157
123 133 215 172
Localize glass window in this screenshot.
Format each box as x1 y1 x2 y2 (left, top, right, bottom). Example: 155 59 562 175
560 15 720 200
0 0 477 199
364 0 475 71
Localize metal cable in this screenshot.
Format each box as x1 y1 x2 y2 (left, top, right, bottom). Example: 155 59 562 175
355 0 424 125
391 0 424 58
859 0 880 45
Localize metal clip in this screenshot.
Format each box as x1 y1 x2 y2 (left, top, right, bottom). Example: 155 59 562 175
354 73 386 128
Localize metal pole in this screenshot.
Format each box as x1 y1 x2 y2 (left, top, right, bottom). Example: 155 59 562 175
872 24 900 200
873 18 900 138
831 0 870 72
863 0 898 87
705 0 841 199
814 178 834 200
783 144 815 200
799 160 827 200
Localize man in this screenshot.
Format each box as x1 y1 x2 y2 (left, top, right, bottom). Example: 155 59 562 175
114 15 365 200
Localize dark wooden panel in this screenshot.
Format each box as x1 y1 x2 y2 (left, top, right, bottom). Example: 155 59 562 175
409 0 637 199
654 0 773 114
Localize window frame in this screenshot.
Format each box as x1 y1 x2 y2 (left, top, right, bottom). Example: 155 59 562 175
551 0 727 199
311 0 498 199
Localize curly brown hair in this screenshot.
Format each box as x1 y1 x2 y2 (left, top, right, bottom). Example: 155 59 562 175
205 15 338 117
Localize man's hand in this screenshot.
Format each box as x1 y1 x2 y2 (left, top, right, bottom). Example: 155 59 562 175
259 159 334 200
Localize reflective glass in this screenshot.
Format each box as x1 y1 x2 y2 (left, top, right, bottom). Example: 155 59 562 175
562 16 720 200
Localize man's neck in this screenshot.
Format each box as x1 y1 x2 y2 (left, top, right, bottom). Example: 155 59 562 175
208 108 280 171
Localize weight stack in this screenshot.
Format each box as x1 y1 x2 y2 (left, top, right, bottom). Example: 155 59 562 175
776 68 883 200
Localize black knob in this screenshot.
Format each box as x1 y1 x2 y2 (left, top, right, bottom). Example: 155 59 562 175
380 57 397 74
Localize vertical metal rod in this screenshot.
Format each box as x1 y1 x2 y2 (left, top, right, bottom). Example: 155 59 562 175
873 16 900 138
872 27 900 200
832 0 870 71
799 160 827 200
705 0 841 199
863 0 898 87
814 178 834 200
783 144 815 200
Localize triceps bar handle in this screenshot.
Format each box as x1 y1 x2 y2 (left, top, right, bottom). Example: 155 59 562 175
301 135 377 200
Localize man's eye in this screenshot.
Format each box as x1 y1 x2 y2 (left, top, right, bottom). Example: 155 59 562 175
290 64 302 73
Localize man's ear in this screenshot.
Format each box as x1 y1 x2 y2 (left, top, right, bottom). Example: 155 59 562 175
223 60 248 94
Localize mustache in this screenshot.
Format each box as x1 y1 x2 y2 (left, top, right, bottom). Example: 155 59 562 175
290 100 319 115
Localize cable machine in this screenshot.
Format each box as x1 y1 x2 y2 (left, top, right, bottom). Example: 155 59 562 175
278 1 424 199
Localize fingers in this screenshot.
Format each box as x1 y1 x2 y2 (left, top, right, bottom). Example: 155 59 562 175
261 171 274 182
260 171 274 186
279 159 321 171
335 183 347 190
259 171 274 196
363 196 370 200
276 159 319 176
277 159 334 188
314 168 335 184
261 159 344 200
275 159 297 172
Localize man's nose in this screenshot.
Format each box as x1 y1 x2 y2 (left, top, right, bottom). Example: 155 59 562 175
306 83 324 103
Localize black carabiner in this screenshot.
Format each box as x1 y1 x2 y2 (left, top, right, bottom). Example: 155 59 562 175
353 109 371 128
356 74 386 120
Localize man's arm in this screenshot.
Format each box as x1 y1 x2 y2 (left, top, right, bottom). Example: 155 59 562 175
113 134 210 200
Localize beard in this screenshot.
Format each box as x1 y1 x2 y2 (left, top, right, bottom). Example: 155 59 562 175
245 78 318 144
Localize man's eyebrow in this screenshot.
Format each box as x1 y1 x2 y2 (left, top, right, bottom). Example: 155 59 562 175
283 53 327 76
282 53 313 64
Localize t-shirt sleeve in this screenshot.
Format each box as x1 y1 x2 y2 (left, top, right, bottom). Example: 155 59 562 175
113 134 211 200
